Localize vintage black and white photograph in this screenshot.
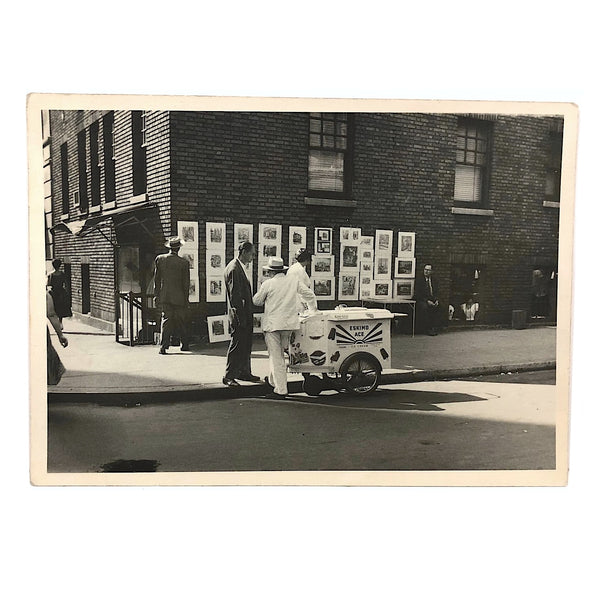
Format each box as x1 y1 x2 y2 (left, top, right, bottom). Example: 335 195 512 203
29 95 574 488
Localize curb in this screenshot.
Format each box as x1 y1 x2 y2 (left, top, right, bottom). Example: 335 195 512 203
47 361 556 405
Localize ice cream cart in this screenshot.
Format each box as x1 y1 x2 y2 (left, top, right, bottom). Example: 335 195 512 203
288 306 394 396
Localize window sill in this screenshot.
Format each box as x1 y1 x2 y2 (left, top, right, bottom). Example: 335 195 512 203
103 201 116 210
543 200 560 209
451 207 494 216
129 193 148 205
60 213 69 221
305 196 356 208
89 205 102 214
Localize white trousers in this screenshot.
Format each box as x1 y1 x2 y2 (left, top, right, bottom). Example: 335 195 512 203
264 330 292 395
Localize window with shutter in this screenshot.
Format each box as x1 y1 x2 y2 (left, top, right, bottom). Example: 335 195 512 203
308 113 352 198
454 118 491 205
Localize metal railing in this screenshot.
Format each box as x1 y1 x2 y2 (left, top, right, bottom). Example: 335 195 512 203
116 291 158 346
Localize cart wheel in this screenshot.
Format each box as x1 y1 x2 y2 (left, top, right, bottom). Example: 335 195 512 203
339 353 381 395
302 375 322 396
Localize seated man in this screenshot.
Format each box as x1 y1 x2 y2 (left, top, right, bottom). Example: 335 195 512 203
414 263 441 335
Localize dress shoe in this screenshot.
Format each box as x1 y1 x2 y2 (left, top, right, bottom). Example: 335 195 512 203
263 376 274 389
180 345 190 351
222 377 240 387
238 373 261 383
159 347 167 355
265 392 287 400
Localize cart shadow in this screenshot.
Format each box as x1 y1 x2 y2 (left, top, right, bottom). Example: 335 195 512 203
293 388 487 412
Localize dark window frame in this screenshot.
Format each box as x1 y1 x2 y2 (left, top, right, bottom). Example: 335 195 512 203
545 129 563 203
453 117 493 208
102 112 116 204
89 120 101 207
307 112 354 199
60 142 69 215
132 110 147 196
77 129 89 212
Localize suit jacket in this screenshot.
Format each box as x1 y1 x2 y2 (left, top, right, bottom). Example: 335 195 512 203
224 258 253 329
153 252 190 307
414 274 438 304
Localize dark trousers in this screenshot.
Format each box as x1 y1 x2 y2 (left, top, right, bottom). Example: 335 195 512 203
417 300 441 333
160 304 189 348
225 323 253 379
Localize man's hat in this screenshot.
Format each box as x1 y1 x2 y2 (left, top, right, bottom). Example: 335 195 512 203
165 236 184 249
263 256 288 272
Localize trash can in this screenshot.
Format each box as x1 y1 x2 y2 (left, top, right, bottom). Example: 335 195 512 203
512 309 527 330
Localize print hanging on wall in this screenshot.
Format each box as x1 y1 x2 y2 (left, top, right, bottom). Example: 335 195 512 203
393 278 415 300
397 232 416 258
312 276 335 300
314 227 333 256
394 257 416 278
288 225 307 264
373 280 392 301
375 229 393 254
340 227 361 243
189 276 200 303
206 275 226 303
206 222 226 249
181 250 198 271
206 249 226 275
178 221 199 302
360 275 373 299
177 221 199 246
374 255 391 280
234 223 254 248
338 273 359 301
340 244 360 272
312 255 335 275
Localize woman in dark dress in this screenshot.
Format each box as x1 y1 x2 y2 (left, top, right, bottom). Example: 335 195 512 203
47 258 72 323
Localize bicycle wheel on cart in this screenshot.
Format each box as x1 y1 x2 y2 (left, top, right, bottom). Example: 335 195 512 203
339 352 381 395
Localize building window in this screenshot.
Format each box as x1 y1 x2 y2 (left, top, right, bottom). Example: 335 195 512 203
545 129 563 203
60 142 69 215
308 112 352 197
41 110 51 142
89 120 101 208
454 118 492 205
77 129 89 212
132 110 147 197
103 112 116 205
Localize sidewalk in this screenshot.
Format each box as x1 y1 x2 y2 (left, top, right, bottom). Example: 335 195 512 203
47 317 557 401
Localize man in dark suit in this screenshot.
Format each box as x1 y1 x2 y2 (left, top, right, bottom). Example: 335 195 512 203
414 263 441 336
223 241 260 386
153 236 191 354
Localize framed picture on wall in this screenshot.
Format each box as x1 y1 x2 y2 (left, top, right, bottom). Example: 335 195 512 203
207 315 231 343
312 276 335 300
338 274 359 300
252 313 263 334
374 256 391 280
394 257 416 278
234 223 253 247
375 229 393 254
259 223 282 243
206 250 225 275
188 276 200 303
177 221 199 246
312 255 334 274
314 227 333 255
373 280 392 300
206 222 226 248
206 275 226 302
340 244 360 271
393 278 415 300
360 275 373 299
397 232 415 258
181 250 197 270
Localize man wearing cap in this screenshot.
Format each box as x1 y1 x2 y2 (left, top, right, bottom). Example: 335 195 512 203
223 241 260 386
153 236 191 354
253 256 317 399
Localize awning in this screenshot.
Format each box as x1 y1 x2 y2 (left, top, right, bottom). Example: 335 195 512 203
50 202 158 245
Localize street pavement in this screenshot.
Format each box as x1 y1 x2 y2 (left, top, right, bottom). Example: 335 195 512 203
46 317 557 401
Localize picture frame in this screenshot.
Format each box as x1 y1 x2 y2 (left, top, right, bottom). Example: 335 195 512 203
288 225 307 261
374 255 391 280
189 276 200 303
375 229 393 254
206 275 226 302
259 223 282 243
207 315 231 343
360 276 373 299
177 221 199 247
360 235 374 247
181 250 198 270
338 273 359 300
393 278 415 300
252 313 263 334
206 222 226 248
234 223 253 247
397 232 415 258
312 255 334 274
340 227 361 242
340 244 360 271
206 249 225 275
312 276 335 300
373 280 392 301
394 257 416 278
314 227 333 255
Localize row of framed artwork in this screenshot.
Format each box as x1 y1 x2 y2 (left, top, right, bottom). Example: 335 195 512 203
312 254 416 279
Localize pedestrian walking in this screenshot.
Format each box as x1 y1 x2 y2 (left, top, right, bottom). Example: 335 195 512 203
47 258 72 324
223 241 260 386
252 256 317 399
47 290 68 385
153 236 190 354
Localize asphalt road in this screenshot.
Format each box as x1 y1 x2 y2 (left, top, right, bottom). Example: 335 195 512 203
47 370 556 473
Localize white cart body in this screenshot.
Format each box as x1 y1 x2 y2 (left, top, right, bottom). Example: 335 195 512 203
288 307 393 374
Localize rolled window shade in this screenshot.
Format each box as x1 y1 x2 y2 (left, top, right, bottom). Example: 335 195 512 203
454 164 482 202
309 150 344 192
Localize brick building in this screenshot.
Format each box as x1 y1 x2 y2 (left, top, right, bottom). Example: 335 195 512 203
46 109 562 338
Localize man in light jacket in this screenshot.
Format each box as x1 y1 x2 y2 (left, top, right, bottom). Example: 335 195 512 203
286 248 312 313
252 256 317 399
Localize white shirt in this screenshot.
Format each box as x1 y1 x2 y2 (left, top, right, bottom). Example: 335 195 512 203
253 272 317 332
287 261 311 289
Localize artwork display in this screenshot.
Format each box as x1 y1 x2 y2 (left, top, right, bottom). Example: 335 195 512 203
314 227 333 256
252 313 263 334
360 274 373 299
206 250 226 275
373 280 392 300
340 227 361 242
393 278 415 300
181 250 198 270
207 315 231 343
340 244 360 271
234 223 253 247
259 223 282 244
338 274 358 300
312 276 335 300
206 222 226 249
189 276 200 303
374 256 391 280
375 230 393 254
397 232 416 258
394 257 416 278
177 221 199 246
288 226 307 264
312 255 334 274
258 223 282 274
206 275 226 303
360 235 374 248
178 220 199 303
